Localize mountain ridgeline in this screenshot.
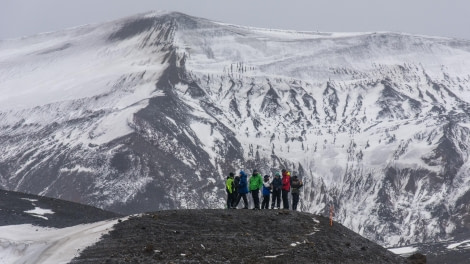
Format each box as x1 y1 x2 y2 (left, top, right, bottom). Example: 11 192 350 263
1 11 470 248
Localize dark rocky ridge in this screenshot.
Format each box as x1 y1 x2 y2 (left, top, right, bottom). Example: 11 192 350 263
0 189 121 228
71 209 408 264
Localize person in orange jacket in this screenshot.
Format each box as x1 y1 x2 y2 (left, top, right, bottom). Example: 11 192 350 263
281 169 291 209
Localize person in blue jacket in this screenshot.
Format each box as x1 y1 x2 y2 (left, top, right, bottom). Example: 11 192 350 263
261 175 272 209
233 170 249 209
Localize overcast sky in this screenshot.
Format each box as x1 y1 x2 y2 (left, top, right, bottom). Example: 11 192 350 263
1 0 469 40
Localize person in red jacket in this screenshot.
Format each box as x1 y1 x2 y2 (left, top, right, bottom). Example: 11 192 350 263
281 169 291 209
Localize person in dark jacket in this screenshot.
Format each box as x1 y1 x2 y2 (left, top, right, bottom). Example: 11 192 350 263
233 170 249 209
225 172 235 209
232 173 240 207
281 169 291 209
290 175 303 211
271 172 282 209
261 175 272 209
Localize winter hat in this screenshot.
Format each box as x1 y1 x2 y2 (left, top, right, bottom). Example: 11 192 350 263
275 172 280 177
253 169 258 174
264 175 269 179
229 172 235 177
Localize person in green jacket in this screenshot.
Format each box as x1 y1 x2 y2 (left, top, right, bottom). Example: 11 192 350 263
225 172 235 209
249 169 263 210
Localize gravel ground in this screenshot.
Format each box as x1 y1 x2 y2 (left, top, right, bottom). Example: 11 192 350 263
71 209 409 264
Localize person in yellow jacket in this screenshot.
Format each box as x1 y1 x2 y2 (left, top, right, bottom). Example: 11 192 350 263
249 169 263 210
225 172 235 209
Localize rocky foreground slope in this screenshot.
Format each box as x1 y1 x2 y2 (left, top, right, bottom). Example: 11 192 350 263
71 209 409 264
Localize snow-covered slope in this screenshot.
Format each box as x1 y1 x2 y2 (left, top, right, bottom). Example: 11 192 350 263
0 189 121 264
0 219 120 264
1 11 470 248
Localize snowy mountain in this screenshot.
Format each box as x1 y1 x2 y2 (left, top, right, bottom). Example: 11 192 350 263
1 11 470 248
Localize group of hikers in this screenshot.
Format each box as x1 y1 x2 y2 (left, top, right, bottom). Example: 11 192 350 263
225 169 303 210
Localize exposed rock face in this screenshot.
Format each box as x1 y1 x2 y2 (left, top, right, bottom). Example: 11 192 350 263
71 209 408 264
1 11 470 249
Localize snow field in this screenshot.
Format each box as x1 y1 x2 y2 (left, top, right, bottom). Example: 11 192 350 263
0 218 124 264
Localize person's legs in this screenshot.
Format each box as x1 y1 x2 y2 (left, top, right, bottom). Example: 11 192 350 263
231 193 237 208
226 193 231 209
276 191 281 208
241 194 248 209
231 192 238 207
292 193 299 210
252 189 260 209
271 191 276 209
276 191 279 208
234 193 242 208
282 190 289 209
262 195 269 209
274 190 281 208
272 190 280 209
